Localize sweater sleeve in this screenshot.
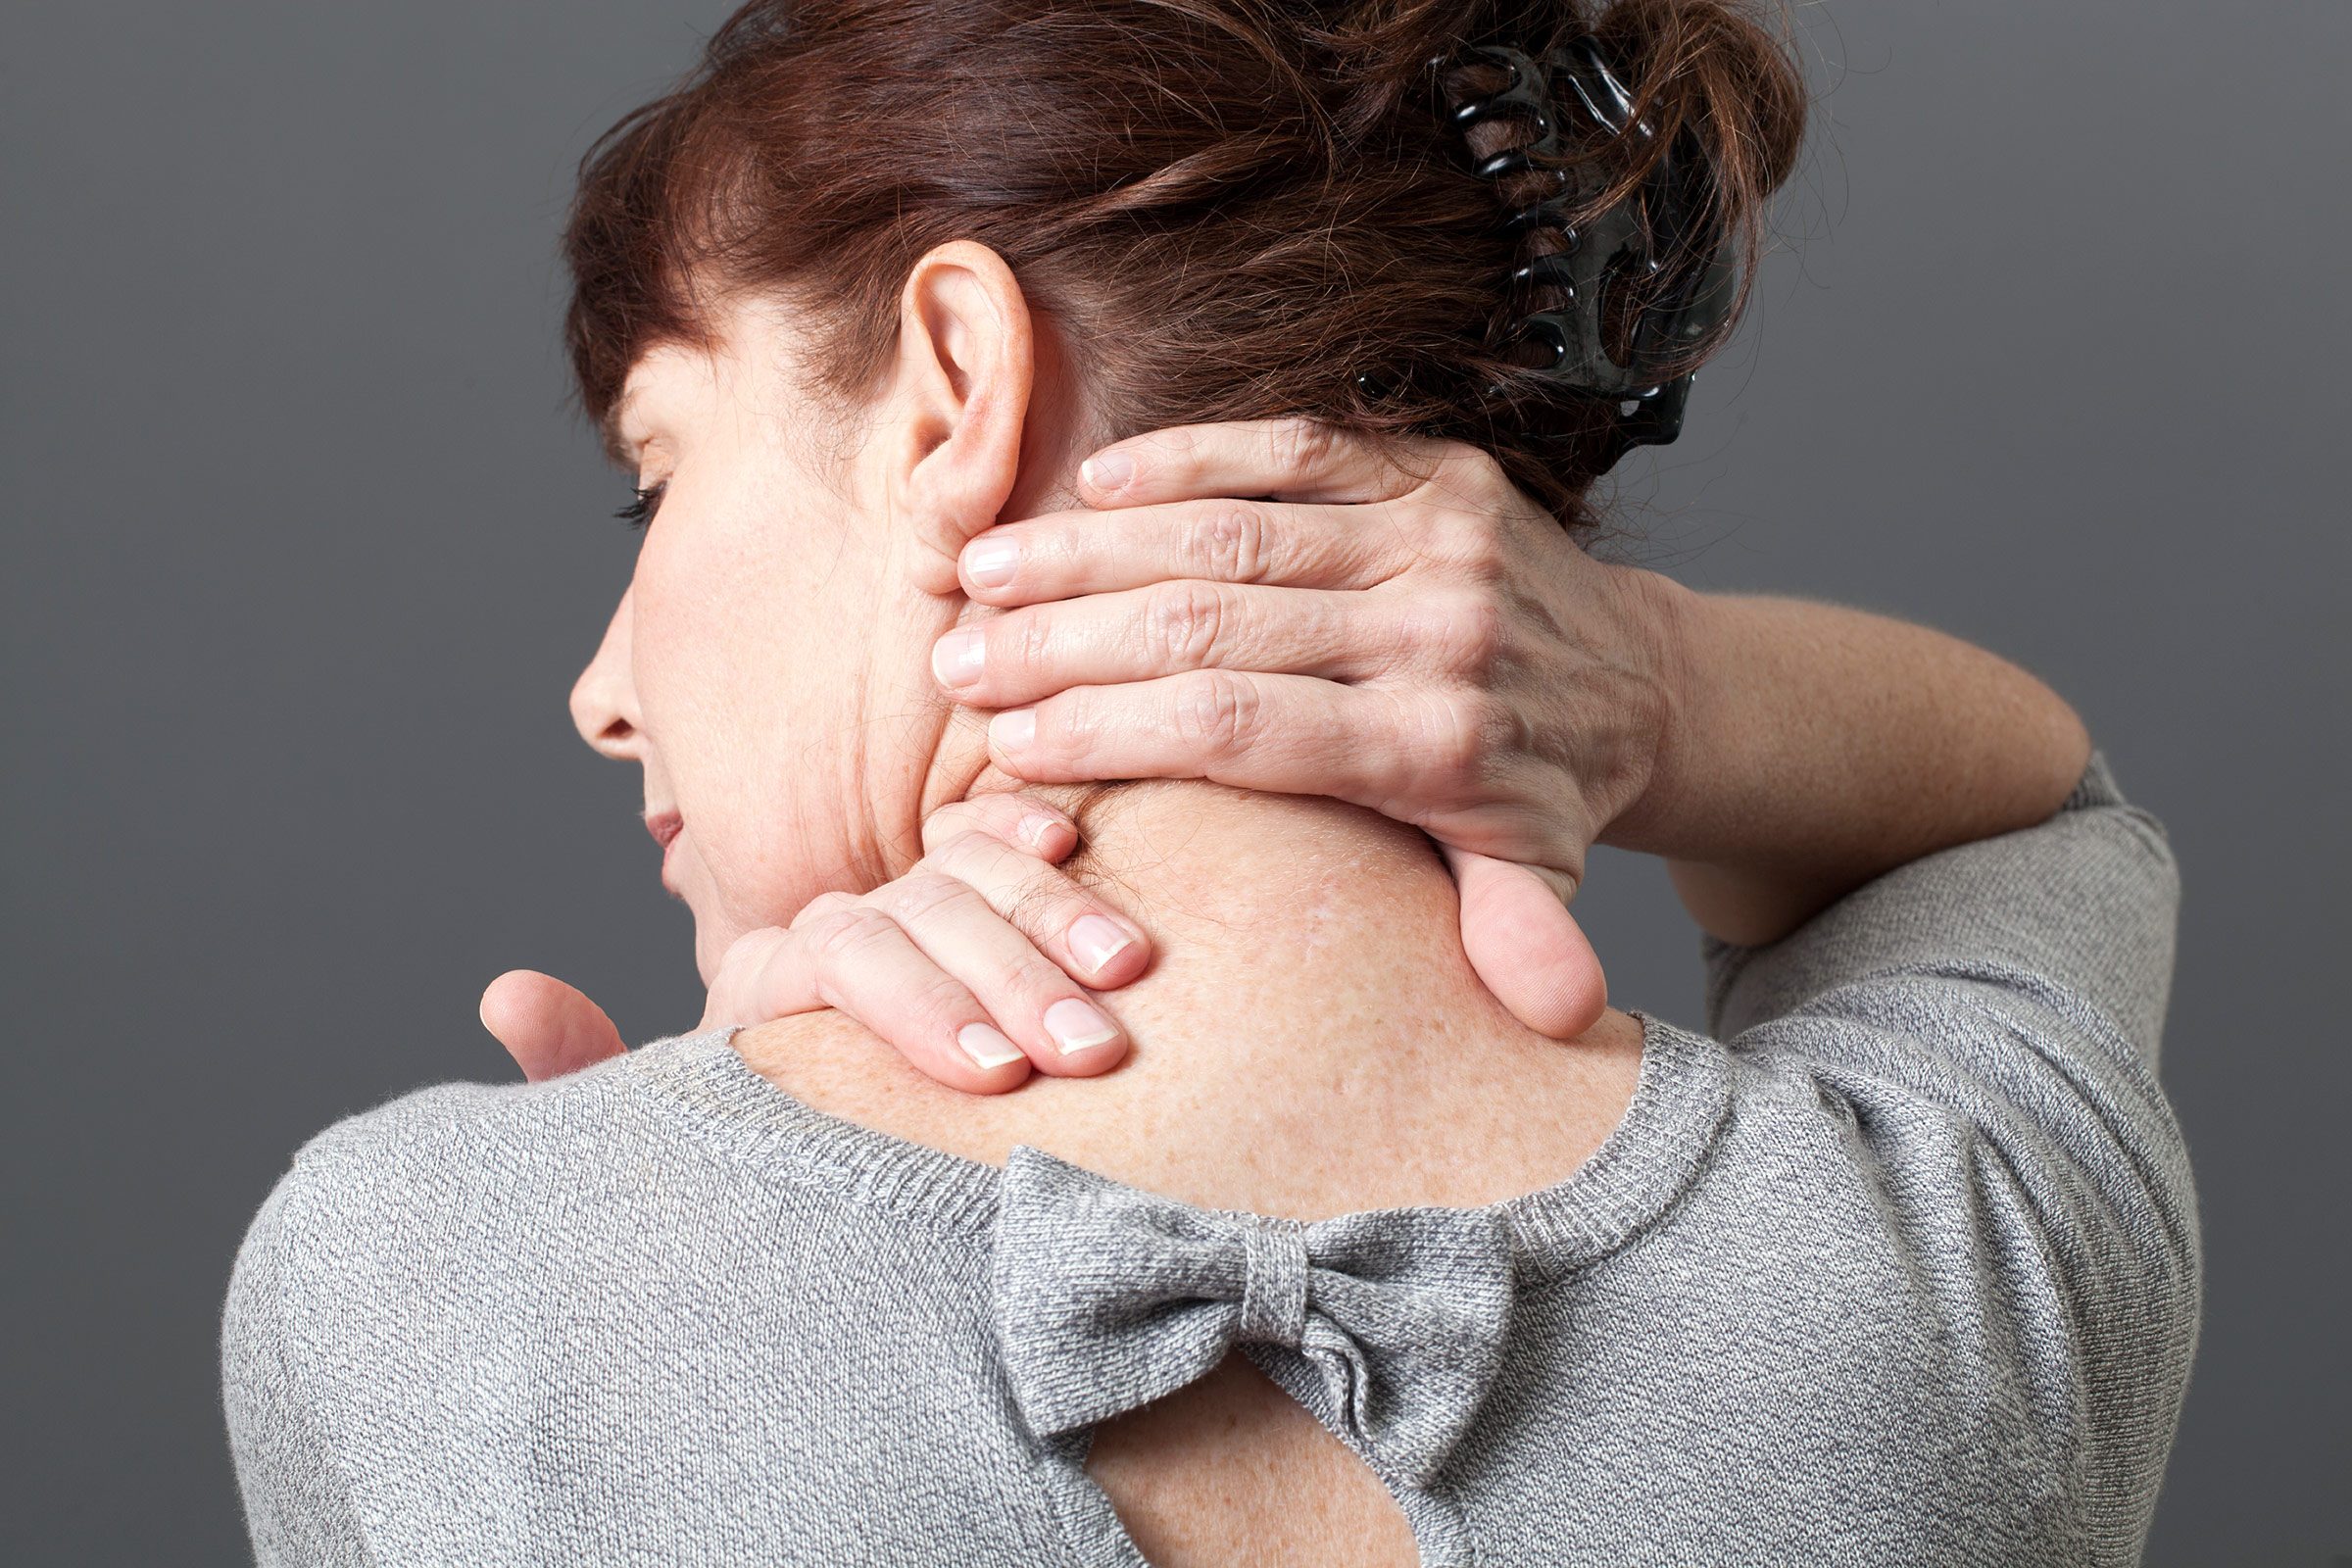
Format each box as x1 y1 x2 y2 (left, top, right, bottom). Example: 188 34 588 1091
1701 747 2201 1553
221 1166 376 1567
1705 748 2181 1068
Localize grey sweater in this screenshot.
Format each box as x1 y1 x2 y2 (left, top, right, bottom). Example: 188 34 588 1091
220 751 2199 1566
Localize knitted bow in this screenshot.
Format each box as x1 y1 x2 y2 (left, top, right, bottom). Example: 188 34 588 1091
988 1145 1517 1489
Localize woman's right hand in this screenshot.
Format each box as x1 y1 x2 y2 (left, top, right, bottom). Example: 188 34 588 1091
943 420 1684 1039
482 790 1152 1090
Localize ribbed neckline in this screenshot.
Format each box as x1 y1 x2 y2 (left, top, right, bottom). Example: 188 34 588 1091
631 1008 1731 1282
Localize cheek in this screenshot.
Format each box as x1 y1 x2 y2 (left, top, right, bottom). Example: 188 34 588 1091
629 492 868 930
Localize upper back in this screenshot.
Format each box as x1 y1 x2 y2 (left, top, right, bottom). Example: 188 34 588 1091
229 740 2201 1568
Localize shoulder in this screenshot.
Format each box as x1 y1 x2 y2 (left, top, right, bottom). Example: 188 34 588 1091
220 1049 702 1561
276 1033 714 1207
227 1033 740 1332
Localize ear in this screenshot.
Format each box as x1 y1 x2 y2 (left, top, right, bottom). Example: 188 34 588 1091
885 240 1033 596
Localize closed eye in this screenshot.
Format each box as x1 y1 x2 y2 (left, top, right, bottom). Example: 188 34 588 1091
615 482 666 532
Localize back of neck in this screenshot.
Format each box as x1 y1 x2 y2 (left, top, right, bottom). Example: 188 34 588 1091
736 779 1643 1217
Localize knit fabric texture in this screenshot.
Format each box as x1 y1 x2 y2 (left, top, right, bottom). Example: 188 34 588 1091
220 750 2200 1565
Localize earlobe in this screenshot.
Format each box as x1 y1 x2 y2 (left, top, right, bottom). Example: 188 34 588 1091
891 241 1034 595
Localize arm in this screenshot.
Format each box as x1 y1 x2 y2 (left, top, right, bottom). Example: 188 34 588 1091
939 420 2099 1034
493 422 2112 1087
1603 582 2095 947
222 1177 373 1566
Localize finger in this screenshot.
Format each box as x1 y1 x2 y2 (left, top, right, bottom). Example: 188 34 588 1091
781 900 1038 1094
957 495 1404 605
862 865 1132 1077
479 969 626 1083
986 671 1423 808
917 789 1078 860
700 924 820 1032
1441 848 1609 1041
1076 418 1437 508
935 580 1407 710
923 827 1152 991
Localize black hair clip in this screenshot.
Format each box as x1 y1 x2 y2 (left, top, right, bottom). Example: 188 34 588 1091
1449 38 1740 465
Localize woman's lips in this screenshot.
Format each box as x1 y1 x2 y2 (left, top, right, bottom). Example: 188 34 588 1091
644 810 686 896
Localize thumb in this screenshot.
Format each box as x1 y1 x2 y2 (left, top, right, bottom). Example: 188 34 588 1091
1440 848 1608 1041
479 969 627 1082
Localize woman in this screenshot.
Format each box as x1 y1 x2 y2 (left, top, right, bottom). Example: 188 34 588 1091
222 2 2199 1564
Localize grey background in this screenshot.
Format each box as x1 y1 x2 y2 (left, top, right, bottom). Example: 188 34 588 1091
3 1 2343 1561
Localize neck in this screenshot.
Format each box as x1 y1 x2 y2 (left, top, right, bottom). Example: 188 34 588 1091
1034 779 1503 1038
748 745 1644 1215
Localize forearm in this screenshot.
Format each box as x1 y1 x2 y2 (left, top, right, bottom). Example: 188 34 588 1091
1599 576 2093 946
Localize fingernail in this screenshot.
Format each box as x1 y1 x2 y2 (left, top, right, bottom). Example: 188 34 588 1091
964 538 1019 589
1068 914 1134 974
990 707 1036 754
957 1022 1026 1069
931 627 986 687
1020 813 1073 855
1080 450 1134 493
1043 998 1120 1055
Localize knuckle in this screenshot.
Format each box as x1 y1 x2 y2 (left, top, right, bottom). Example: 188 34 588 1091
925 827 1026 891
1190 502 1272 582
917 799 986 851
925 825 999 867
1146 579 1231 668
1432 507 1507 583
873 869 970 927
1433 588 1508 678
1170 668 1263 759
1459 526 1510 589
1023 692 1088 769
1426 447 1512 529
900 975 980 1037
1442 440 1510 498
996 951 1072 1004
1269 417 1336 476
1416 691 1493 793
789 890 859 930
1126 425 1200 479
806 905 901 965
1000 608 1054 675
716 925 774 970
1393 586 1499 679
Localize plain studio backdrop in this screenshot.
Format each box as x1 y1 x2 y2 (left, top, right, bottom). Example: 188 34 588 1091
3 3 2344 1562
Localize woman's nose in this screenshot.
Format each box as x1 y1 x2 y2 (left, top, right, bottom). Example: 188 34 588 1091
569 588 643 761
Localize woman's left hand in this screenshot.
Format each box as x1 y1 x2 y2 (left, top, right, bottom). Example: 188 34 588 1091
480 791 1152 1087
936 420 1683 1040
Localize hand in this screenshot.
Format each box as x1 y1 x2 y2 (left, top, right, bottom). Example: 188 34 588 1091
481 791 1153 1089
935 421 1683 1038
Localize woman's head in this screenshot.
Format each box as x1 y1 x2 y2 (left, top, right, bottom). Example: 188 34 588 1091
561 0 1804 975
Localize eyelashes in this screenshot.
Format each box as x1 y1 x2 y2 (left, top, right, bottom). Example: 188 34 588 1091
614 481 667 532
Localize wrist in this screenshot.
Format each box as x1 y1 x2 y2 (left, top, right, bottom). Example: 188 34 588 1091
1593 567 1705 854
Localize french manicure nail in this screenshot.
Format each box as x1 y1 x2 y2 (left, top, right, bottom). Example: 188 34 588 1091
1044 998 1120 1055
990 707 1036 753
1021 813 1072 855
931 627 986 687
964 538 1019 588
1080 450 1134 492
957 1022 1026 1069
1068 914 1134 974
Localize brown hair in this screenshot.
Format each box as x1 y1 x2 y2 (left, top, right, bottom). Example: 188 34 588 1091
564 0 1806 537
